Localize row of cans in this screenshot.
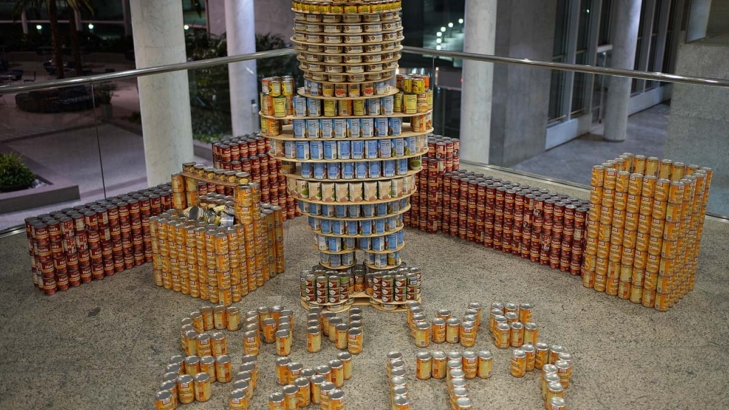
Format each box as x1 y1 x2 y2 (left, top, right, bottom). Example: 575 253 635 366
280 135 425 160
294 31 403 47
287 118 425 142
292 1 402 15
295 19 402 35
582 154 712 311
299 196 409 218
310 215 403 236
293 157 419 181
290 175 415 202
301 79 391 100
25 183 172 294
315 229 404 252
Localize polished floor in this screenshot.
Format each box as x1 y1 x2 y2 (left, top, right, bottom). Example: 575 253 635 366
1 167 728 410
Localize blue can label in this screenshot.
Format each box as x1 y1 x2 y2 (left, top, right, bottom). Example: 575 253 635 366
308 217 321 231
307 98 320 117
348 205 360 217
393 138 405 157
347 221 358 235
321 204 334 216
376 202 388 216
320 119 333 138
375 219 386 233
359 237 371 250
338 140 351 159
405 137 415 155
329 254 341 267
375 81 387 95
366 140 379 159
352 140 365 159
361 221 372 235
334 119 347 138
299 200 307 213
361 119 374 137
397 158 408 175
309 81 320 96
323 141 338 159
342 162 355 179
284 141 296 158
327 162 340 179
320 219 331 233
335 205 347 218
314 163 326 179
397 230 404 245
356 162 368 178
372 236 384 251
344 238 356 250
388 199 399 213
294 95 307 116
310 203 321 215
383 160 396 177
362 204 375 217
341 253 354 265
389 118 402 136
379 139 392 158
376 118 389 137
347 119 361 137
307 120 320 138
301 162 313 178
382 95 394 115
294 119 306 138
332 220 344 234
328 237 342 252
388 234 397 249
388 217 397 231
369 161 381 178
367 98 381 116
296 141 310 160
310 141 323 159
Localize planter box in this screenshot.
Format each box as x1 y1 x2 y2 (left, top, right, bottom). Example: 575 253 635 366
0 148 80 214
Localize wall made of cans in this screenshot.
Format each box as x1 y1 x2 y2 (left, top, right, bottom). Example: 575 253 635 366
582 155 712 311
152 174 285 306
25 184 173 295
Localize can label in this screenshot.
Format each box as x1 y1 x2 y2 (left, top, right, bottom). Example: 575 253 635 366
347 119 361 137
307 120 320 138
310 141 323 160
361 119 374 137
321 119 333 138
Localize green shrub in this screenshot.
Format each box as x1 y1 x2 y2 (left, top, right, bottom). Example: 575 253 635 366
0 153 36 191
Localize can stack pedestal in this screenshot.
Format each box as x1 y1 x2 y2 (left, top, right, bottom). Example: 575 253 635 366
581 155 711 311
261 3 430 275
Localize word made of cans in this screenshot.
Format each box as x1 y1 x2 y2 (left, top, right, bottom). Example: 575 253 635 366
387 350 480 409
25 183 174 294
405 301 484 348
405 134 460 230
583 154 712 311
271 352 355 410
302 306 364 354
209 136 300 220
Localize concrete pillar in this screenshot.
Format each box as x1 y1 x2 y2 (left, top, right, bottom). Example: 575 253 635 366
459 0 497 164
20 11 28 35
686 0 712 41
206 0 226 36
225 0 258 136
603 0 642 142
130 0 194 186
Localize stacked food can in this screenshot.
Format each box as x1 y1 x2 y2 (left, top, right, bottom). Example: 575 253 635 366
406 134 460 231
150 182 285 305
210 135 299 220
582 154 711 310
260 2 431 275
24 184 172 294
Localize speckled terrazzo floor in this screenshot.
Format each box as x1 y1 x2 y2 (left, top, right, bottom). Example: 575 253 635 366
1 166 728 410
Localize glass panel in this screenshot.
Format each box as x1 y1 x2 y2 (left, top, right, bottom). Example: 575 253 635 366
0 0 15 20
182 0 206 27
79 0 124 21
598 0 613 46
549 56 566 123
0 83 106 229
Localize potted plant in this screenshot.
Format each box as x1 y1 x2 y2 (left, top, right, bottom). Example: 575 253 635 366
95 82 116 119
0 153 36 193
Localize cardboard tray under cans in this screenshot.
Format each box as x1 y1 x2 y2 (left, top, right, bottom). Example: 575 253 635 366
300 297 353 313
307 223 404 238
300 203 411 220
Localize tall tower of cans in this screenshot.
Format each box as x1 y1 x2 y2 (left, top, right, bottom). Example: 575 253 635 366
260 0 432 273
582 155 711 311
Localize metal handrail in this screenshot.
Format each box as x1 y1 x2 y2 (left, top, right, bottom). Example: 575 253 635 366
0 48 297 94
402 46 729 87
2 45 729 94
